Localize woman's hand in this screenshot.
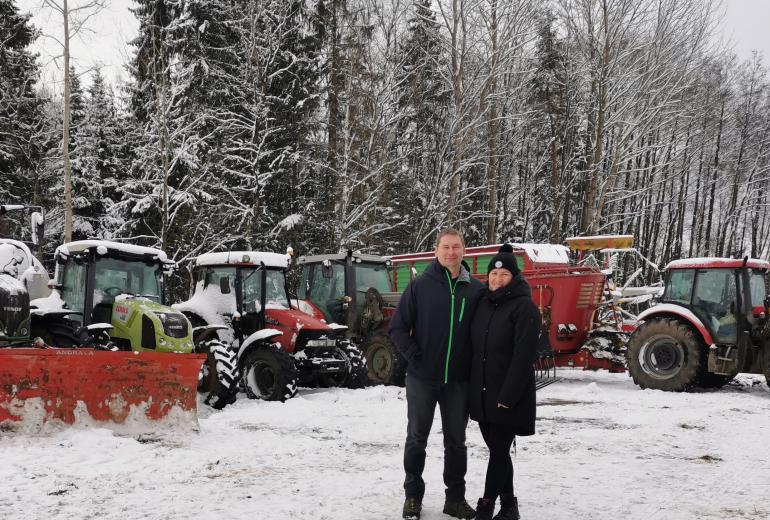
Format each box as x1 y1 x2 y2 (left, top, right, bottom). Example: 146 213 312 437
497 403 509 409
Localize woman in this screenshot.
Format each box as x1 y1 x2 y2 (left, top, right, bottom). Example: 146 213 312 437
469 244 541 520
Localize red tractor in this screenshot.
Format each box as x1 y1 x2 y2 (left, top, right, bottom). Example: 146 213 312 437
626 257 770 391
175 251 367 402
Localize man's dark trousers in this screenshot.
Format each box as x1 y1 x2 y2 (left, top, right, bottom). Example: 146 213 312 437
404 373 469 501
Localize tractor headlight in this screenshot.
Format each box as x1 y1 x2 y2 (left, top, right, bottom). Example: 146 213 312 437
153 312 190 339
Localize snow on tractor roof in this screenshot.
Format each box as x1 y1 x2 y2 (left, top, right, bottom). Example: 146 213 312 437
196 251 290 269
56 240 169 261
665 258 770 270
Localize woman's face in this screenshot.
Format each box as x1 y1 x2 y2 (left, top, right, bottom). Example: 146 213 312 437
488 268 513 291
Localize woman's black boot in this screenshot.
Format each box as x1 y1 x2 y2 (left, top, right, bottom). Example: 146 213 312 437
493 494 519 520
474 498 495 520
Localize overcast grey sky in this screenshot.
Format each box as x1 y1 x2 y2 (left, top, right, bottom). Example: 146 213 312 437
18 0 770 91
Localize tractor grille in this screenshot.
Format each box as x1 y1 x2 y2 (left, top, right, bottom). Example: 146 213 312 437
142 315 156 349
0 283 29 338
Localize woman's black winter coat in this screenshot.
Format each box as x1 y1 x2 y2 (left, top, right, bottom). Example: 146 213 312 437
469 274 541 435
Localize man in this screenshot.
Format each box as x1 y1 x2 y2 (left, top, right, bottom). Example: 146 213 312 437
389 228 484 520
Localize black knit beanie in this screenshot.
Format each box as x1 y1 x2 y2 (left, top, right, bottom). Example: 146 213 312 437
487 243 520 276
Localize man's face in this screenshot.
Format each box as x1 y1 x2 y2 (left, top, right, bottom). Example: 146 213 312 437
436 234 465 273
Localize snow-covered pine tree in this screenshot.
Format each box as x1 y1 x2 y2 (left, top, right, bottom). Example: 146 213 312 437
219 0 324 255
0 0 44 211
69 69 124 239
391 0 450 250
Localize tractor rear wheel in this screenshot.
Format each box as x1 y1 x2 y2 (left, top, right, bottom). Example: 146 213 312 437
196 339 239 409
363 334 406 386
241 345 298 402
627 318 706 392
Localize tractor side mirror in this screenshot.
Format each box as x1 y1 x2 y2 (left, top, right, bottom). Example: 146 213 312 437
31 212 44 247
322 260 333 279
219 276 231 294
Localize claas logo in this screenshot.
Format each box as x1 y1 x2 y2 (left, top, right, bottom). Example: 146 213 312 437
115 305 130 314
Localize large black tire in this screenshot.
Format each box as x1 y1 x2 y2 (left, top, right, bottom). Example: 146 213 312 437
241 345 299 402
363 334 406 387
196 339 239 409
626 318 706 391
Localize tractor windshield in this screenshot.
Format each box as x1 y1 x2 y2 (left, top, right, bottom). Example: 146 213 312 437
355 263 392 294
93 257 163 306
691 269 737 344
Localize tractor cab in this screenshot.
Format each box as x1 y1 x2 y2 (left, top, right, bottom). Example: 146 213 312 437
627 257 770 391
297 251 396 336
182 251 296 344
33 240 194 353
660 259 768 346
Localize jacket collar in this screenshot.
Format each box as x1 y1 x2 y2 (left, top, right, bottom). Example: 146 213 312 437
427 259 471 284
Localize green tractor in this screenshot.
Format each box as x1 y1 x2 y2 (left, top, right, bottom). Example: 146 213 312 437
30 240 238 408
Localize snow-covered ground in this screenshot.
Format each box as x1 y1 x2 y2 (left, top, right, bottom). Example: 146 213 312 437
2 370 769 520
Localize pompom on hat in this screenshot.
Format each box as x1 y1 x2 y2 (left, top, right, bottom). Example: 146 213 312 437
487 243 520 276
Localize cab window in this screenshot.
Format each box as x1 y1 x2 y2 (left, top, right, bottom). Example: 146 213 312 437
664 269 694 305
749 270 767 307
60 260 87 324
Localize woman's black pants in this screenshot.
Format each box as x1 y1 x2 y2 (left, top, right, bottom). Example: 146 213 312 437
478 421 516 500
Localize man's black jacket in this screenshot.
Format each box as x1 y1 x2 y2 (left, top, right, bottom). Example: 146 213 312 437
389 259 483 383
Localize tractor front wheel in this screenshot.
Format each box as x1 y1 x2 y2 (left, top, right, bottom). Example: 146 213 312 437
320 341 368 389
196 339 239 409
241 346 298 402
627 318 706 392
363 334 406 386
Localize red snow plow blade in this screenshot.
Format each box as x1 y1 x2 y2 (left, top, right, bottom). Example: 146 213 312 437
0 349 206 432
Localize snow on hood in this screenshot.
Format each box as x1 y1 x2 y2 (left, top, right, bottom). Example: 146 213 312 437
30 291 66 314
195 251 290 269
0 273 25 296
0 239 43 277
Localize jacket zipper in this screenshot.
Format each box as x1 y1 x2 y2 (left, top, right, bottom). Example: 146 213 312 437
444 271 457 384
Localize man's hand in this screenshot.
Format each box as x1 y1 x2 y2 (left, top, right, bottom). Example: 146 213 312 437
497 403 509 409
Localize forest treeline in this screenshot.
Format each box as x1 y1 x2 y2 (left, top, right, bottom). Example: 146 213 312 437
2 0 769 287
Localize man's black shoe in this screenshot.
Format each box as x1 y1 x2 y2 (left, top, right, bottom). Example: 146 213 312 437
443 498 476 519
403 497 422 520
